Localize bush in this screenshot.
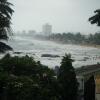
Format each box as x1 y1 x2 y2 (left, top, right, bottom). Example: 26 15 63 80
0 54 57 100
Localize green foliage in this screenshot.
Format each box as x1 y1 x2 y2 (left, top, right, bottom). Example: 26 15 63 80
0 54 57 100
0 0 14 53
0 42 12 53
6 76 40 100
40 32 100 45
0 54 37 76
86 32 100 45
84 75 95 100
0 53 80 100
89 9 100 26
58 54 78 100
0 54 78 100
41 32 86 44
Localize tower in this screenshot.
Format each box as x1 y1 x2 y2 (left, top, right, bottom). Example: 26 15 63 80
42 23 52 35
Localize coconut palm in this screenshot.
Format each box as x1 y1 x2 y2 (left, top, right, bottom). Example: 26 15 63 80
89 9 100 26
0 0 14 52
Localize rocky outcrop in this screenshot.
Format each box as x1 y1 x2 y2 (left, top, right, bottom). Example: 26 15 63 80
41 54 60 58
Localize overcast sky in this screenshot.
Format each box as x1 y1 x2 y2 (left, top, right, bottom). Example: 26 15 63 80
10 0 100 34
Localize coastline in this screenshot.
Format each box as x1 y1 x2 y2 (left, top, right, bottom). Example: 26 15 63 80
79 44 100 49
48 39 100 49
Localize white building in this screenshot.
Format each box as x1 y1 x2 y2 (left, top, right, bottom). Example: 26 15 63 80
42 23 52 35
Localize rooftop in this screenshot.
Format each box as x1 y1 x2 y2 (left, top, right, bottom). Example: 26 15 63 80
75 64 100 76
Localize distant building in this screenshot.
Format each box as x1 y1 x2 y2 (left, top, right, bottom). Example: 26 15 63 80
22 30 26 34
42 23 52 35
28 30 36 35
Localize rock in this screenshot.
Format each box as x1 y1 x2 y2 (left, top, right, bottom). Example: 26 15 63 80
14 52 22 54
41 54 60 58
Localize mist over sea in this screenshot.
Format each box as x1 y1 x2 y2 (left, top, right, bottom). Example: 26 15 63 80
5 35 100 68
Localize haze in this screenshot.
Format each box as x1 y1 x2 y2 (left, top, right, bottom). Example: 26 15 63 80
10 0 100 34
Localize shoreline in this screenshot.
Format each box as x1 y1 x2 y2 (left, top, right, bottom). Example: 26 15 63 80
80 44 100 49
48 39 100 49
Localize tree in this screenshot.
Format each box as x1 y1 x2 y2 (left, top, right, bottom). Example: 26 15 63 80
0 54 58 100
0 0 14 53
89 9 100 26
58 54 78 100
84 75 95 100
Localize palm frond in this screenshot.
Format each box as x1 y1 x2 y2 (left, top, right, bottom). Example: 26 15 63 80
89 9 100 26
94 9 100 13
0 4 14 18
0 42 12 53
0 0 14 52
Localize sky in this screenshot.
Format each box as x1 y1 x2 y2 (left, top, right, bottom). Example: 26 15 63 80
10 0 100 34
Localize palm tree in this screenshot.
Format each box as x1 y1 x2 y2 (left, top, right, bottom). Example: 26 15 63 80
0 0 14 53
89 9 100 26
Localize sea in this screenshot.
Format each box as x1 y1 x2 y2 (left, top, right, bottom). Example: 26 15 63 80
1 34 100 68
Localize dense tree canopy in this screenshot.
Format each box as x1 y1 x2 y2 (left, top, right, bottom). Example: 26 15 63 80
36 32 100 45
0 54 58 100
58 54 78 100
0 54 79 100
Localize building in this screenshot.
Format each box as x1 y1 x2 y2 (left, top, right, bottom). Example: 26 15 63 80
42 23 52 35
76 64 100 100
28 30 36 36
77 76 84 100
